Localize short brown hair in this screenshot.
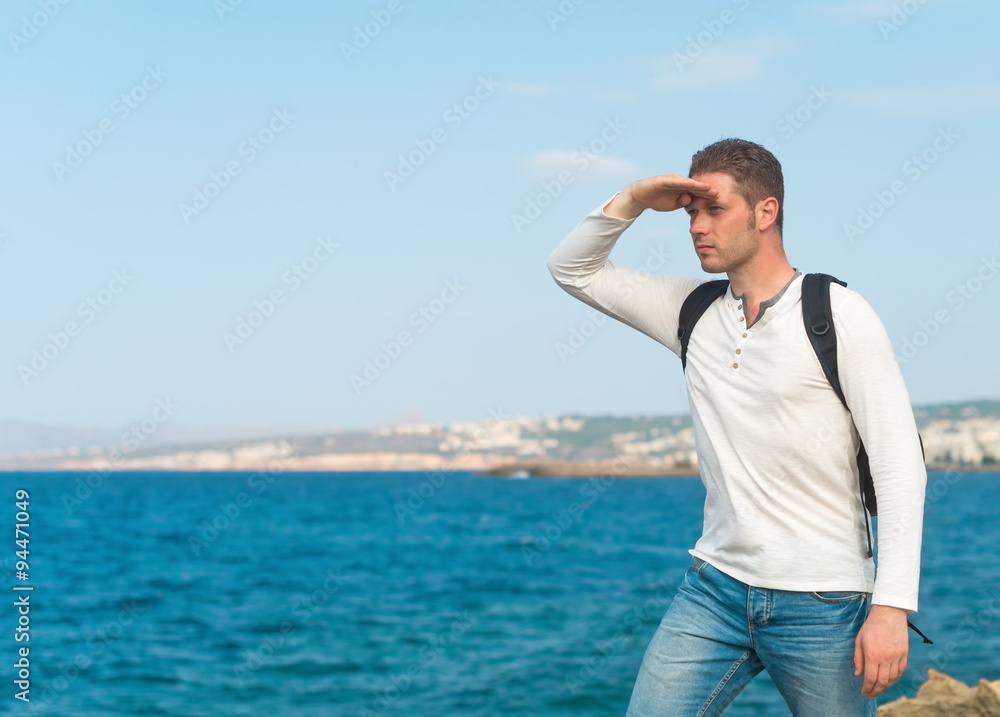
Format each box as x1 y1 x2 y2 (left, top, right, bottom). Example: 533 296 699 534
689 138 784 236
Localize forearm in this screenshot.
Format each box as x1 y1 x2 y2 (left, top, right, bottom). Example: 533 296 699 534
546 192 636 291
856 365 925 611
546 193 702 354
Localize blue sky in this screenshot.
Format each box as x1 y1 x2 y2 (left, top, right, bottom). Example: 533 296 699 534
1 0 997 436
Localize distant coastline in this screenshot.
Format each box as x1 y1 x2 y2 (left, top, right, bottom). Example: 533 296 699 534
1 399 997 473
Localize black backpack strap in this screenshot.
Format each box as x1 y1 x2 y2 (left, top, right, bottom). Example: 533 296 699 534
801 273 849 405
801 273 880 557
678 280 729 371
907 620 934 644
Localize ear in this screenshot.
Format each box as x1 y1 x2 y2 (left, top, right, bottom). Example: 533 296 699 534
755 197 779 233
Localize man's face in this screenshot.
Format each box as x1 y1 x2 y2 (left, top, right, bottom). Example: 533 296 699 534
686 171 757 274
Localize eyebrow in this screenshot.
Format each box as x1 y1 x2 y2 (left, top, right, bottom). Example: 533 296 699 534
686 200 727 212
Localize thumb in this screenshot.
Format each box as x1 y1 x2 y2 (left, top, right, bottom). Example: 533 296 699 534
678 193 692 207
854 633 864 676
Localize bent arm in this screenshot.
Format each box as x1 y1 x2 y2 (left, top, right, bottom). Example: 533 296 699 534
547 193 704 355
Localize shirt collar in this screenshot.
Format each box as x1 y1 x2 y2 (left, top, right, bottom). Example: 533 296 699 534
728 268 803 328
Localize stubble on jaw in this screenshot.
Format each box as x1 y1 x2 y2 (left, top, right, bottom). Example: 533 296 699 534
696 222 759 275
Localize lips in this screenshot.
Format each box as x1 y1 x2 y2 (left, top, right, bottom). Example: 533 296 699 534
695 244 712 253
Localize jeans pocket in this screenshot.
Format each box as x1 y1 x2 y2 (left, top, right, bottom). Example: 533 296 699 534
809 590 868 604
691 556 708 574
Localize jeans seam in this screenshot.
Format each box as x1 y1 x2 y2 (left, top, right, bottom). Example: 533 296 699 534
808 591 868 604
697 649 752 717
746 588 772 646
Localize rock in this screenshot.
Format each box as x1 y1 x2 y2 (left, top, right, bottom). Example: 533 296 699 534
878 669 1000 716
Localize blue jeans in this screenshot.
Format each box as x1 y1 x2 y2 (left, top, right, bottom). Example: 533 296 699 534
625 556 877 716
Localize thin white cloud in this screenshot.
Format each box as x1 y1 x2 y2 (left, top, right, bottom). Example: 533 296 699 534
839 82 1000 115
500 81 560 97
518 150 640 182
653 48 762 90
651 37 793 90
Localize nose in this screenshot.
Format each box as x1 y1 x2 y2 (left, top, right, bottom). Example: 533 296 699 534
689 211 709 237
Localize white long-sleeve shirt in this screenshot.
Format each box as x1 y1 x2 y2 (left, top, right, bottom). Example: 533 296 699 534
547 194 927 612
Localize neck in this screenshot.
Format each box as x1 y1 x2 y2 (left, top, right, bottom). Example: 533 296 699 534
727 246 795 304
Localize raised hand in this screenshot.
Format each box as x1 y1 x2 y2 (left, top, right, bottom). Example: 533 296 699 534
605 174 720 219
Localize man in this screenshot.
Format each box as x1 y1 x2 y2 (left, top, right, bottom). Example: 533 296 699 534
546 139 926 716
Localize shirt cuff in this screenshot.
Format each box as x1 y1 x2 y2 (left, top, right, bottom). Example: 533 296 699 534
596 191 638 222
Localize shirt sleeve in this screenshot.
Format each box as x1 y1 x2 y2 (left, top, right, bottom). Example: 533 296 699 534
831 285 927 613
546 193 705 357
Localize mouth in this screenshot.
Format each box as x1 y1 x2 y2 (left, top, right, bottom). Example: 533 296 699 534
695 245 712 254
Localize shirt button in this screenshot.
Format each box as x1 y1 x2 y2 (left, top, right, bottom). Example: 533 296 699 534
733 362 739 369
737 304 743 310
742 333 747 338
735 349 742 354
739 316 744 322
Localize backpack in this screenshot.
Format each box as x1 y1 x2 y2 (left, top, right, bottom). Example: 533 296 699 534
678 272 931 643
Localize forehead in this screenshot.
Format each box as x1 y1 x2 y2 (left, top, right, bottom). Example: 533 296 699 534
690 171 739 200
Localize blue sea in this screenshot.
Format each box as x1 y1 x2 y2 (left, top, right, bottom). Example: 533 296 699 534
1 469 997 716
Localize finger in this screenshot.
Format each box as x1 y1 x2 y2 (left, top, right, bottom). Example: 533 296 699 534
875 670 894 697
870 663 894 698
658 175 718 198
683 178 721 197
890 656 906 686
853 635 863 677
685 184 720 199
862 661 880 697
678 193 692 206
